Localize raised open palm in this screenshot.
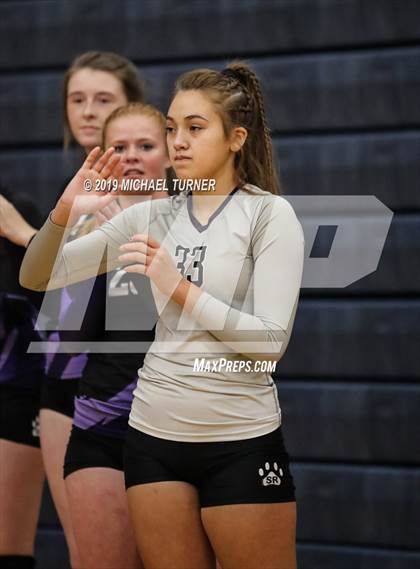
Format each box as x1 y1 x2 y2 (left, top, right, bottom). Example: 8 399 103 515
60 147 124 220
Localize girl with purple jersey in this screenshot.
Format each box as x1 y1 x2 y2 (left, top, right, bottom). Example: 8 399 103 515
0 51 143 569
0 189 44 569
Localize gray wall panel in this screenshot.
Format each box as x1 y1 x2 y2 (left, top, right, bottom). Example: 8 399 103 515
277 132 420 210
2 49 419 144
260 48 420 131
297 544 420 569
278 300 420 379
38 483 59 526
0 149 80 215
293 463 420 547
0 74 62 144
302 214 420 295
278 382 420 463
35 528 70 569
1 1 420 69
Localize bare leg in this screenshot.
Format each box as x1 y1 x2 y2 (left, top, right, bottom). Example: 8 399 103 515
0 439 44 555
66 467 142 569
127 481 216 569
202 502 297 569
39 409 80 568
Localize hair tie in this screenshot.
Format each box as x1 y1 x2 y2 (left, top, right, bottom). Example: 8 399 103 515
221 68 240 82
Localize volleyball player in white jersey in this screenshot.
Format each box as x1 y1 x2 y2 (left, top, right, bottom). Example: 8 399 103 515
21 61 305 568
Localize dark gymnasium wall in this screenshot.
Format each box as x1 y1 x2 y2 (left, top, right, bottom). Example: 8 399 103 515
1 1 419 568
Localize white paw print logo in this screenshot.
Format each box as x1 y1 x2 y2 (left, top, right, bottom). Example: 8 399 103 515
258 462 283 486
32 416 40 438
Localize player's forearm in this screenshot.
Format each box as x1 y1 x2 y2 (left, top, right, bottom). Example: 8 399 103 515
188 290 291 362
20 214 68 291
175 283 289 363
51 199 79 227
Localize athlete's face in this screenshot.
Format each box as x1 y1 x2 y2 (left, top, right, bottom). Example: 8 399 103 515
166 90 238 182
105 114 170 189
66 68 128 153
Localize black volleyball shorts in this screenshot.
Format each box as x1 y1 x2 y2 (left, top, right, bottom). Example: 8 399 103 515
64 425 125 478
0 384 41 448
124 425 296 508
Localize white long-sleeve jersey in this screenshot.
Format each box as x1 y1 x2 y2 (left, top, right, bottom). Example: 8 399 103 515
21 184 305 442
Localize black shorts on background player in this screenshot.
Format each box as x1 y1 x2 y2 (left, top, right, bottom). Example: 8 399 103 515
62 269 156 477
0 293 43 448
0 189 44 448
64 425 125 477
40 374 80 418
0 383 42 448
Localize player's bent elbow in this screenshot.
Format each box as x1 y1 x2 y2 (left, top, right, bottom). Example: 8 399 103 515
244 353 279 365
242 332 288 364
19 266 48 292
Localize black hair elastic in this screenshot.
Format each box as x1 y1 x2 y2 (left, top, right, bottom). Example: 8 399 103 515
221 68 240 82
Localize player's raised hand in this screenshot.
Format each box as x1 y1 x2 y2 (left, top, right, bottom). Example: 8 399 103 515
52 147 123 226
